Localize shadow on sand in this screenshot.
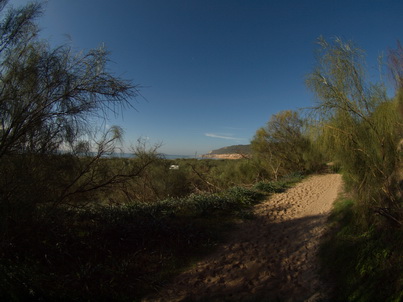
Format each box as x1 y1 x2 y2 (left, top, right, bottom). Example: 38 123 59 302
150 213 331 302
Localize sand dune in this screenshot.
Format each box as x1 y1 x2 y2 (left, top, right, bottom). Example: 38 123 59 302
144 174 343 302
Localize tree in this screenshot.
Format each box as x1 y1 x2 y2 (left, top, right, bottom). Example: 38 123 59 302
0 2 146 221
0 1 40 52
251 110 315 179
388 41 403 121
0 17 137 157
306 37 402 226
251 127 282 180
388 41 403 90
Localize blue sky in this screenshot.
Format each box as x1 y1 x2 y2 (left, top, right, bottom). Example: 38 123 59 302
9 0 403 155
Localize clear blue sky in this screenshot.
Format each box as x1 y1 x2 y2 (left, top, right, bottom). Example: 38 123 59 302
9 0 403 155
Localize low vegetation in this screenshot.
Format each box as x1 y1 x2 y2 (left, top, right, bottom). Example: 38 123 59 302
320 197 402 302
0 171 303 301
251 110 327 180
308 38 403 301
0 1 401 301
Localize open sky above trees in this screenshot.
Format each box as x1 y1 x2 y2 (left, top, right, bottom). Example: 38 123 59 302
8 0 403 155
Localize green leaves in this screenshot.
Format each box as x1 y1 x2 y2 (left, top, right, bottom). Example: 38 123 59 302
307 37 402 225
320 198 403 302
251 110 321 179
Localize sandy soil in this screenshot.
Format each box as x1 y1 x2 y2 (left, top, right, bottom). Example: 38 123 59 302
144 174 343 302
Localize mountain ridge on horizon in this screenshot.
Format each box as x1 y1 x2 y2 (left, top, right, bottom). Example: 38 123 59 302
207 144 251 155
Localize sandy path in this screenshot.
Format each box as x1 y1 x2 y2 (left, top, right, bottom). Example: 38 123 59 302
144 174 343 302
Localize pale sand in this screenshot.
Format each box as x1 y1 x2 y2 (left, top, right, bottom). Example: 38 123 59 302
144 174 343 302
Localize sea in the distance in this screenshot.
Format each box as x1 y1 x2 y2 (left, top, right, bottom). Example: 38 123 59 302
110 153 197 160
65 150 200 159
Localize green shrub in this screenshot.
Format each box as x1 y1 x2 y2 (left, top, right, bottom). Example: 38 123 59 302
307 37 402 226
0 162 306 301
320 198 403 302
254 181 287 193
254 173 304 193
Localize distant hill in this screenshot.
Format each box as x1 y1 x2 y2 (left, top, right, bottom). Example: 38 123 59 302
207 144 251 155
201 145 251 159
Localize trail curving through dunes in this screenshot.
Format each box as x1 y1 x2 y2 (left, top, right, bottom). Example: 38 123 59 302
144 174 343 302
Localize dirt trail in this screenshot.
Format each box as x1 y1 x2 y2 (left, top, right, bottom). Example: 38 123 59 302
144 174 343 302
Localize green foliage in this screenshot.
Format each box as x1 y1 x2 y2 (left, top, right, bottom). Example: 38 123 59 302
0 180 271 301
0 0 141 239
307 37 402 226
0 38 135 157
153 157 265 195
320 198 403 302
251 110 325 180
1 3 399 300
254 181 287 193
254 172 305 193
0 157 300 301
310 39 403 301
208 158 262 188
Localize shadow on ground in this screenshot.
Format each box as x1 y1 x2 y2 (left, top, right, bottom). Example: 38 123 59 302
147 214 330 302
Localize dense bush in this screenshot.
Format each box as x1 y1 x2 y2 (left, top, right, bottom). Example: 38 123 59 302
254 172 305 193
307 37 402 227
251 110 326 180
310 38 403 302
320 198 403 302
0 178 276 301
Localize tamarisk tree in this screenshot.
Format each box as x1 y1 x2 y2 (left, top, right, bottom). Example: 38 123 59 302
0 1 148 218
0 2 136 158
307 37 402 226
251 110 322 179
